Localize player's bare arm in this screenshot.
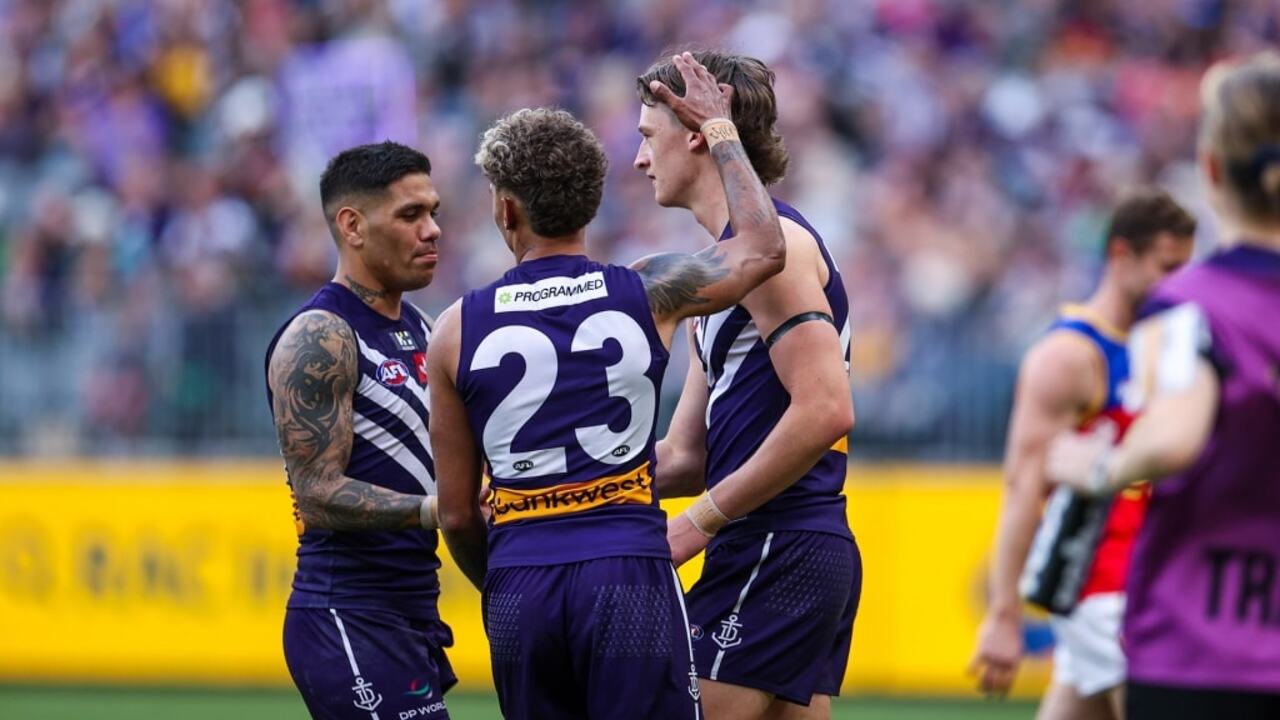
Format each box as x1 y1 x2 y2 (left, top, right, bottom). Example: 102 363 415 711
655 324 710 498
1047 308 1221 495
427 301 489 591
667 220 853 566
632 52 784 343
269 309 427 531
969 331 1101 696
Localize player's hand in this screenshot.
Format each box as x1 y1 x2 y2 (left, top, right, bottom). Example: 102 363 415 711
646 52 735 133
667 512 710 567
968 611 1024 697
1045 421 1118 496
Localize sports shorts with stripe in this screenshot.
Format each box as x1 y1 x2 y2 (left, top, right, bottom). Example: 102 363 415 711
685 530 861 705
283 607 457 720
483 556 702 720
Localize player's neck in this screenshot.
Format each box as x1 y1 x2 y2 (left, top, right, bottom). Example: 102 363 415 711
515 231 588 264
1223 222 1280 252
334 268 401 320
688 174 731 240
1085 278 1135 335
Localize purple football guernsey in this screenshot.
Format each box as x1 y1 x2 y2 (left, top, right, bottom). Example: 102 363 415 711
265 282 440 618
693 199 852 542
1124 245 1280 692
456 254 671 568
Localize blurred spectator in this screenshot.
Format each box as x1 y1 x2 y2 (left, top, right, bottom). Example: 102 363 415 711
1 0 1275 457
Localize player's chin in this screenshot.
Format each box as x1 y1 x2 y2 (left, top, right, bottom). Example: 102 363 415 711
652 185 677 207
400 265 436 290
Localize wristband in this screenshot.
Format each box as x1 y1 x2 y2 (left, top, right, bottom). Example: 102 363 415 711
685 491 731 538
699 118 739 149
420 495 439 530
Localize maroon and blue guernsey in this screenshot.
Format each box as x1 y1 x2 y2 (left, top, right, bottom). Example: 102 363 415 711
456 254 671 569
265 282 440 618
1124 244 1280 692
693 199 853 542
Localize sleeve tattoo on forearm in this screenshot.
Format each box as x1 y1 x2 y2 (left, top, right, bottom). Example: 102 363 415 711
271 312 420 531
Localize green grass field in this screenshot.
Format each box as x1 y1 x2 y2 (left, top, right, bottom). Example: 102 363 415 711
0 687 1035 719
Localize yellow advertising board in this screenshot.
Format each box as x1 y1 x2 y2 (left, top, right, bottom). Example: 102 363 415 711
0 462 1052 697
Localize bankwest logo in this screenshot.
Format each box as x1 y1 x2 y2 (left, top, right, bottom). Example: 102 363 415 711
494 272 608 313
488 462 653 524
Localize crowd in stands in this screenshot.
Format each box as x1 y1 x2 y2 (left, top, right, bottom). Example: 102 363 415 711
1 0 1274 456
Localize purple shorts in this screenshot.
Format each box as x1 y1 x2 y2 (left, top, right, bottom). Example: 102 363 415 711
483 556 702 720
685 530 861 705
283 607 456 720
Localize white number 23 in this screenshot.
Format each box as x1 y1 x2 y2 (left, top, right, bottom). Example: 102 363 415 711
469 310 655 477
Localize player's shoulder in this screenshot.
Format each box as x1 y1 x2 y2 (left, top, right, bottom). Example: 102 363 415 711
1019 328 1104 404
777 214 825 276
1026 328 1102 372
427 298 464 373
774 199 825 248
740 209 829 309
268 309 358 383
280 308 355 345
602 259 651 288
433 298 463 336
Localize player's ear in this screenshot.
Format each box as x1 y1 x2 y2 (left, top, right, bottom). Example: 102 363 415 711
499 194 520 231
1107 237 1136 263
688 130 707 153
334 206 365 249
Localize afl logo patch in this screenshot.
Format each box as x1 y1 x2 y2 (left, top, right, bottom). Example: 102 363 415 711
378 359 412 387
690 624 704 641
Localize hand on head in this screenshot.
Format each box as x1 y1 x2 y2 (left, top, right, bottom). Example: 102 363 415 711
646 52 735 133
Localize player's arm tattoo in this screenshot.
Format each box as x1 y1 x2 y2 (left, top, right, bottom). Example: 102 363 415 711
635 133 780 320
270 311 421 532
709 136 776 231
344 274 387 307
634 248 730 316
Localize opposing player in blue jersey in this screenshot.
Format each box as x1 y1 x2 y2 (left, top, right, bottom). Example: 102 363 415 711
635 51 859 720
266 142 453 719
971 189 1195 720
428 53 785 719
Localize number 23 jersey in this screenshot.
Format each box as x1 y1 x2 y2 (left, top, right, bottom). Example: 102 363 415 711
456 254 671 568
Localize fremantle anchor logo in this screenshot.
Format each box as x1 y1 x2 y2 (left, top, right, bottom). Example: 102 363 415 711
351 676 383 712
712 614 744 649
687 665 702 701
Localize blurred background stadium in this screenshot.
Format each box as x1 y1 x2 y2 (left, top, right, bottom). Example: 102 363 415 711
0 0 1274 718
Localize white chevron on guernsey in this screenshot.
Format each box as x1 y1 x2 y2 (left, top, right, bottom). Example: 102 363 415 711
353 409 435 494
356 374 434 463
694 309 733 387
704 318 760 427
839 316 852 372
356 334 429 409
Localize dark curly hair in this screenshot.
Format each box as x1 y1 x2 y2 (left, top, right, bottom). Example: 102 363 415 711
637 50 788 186
474 108 608 237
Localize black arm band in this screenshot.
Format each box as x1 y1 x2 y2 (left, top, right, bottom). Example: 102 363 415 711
765 311 835 348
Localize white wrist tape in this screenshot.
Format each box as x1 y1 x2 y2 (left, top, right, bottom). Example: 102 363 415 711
685 491 730 538
420 496 439 530
699 118 739 149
